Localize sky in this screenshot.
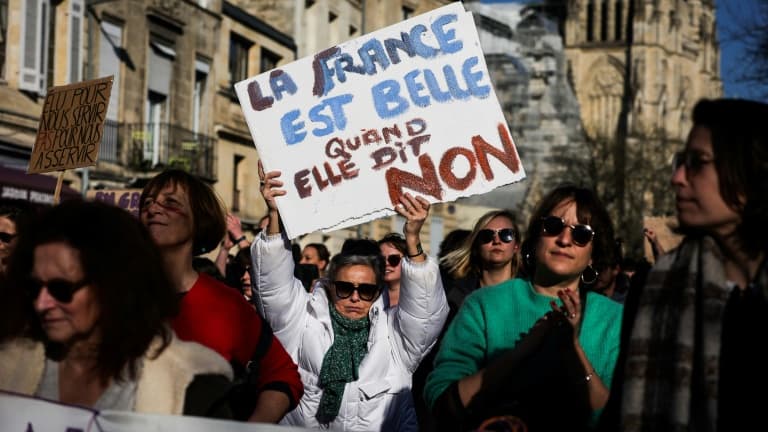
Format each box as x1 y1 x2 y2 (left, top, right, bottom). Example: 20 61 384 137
478 0 768 103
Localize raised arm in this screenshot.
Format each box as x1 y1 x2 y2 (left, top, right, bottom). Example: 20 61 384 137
251 162 310 352
390 193 449 371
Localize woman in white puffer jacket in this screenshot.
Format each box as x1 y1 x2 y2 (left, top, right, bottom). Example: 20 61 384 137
251 168 449 431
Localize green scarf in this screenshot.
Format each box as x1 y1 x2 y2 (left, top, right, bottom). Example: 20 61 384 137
316 304 370 424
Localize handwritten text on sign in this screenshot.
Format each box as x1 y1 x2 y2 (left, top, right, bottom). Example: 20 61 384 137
28 76 113 174
235 4 525 238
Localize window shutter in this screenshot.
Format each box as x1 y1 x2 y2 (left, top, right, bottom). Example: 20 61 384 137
19 0 41 92
68 0 84 82
99 21 122 120
147 41 174 96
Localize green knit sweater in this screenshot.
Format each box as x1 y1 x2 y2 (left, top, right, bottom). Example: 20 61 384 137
424 278 623 412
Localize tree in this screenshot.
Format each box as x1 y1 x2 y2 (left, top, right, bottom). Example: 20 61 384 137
720 0 768 100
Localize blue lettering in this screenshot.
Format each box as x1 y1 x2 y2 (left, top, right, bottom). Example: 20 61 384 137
325 94 354 131
372 80 409 119
462 56 490 98
404 69 430 107
443 64 470 100
423 69 452 103
334 54 366 84
431 14 462 54
281 110 306 145
310 105 335 137
310 94 354 137
409 25 438 58
358 39 391 74
269 70 297 101
384 33 416 64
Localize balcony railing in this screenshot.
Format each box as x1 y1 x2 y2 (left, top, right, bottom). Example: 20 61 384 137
98 121 217 181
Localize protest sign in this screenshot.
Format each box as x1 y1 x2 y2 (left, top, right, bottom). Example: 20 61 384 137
642 215 684 264
0 391 96 431
87 189 142 217
28 76 114 174
0 392 314 432
235 3 525 239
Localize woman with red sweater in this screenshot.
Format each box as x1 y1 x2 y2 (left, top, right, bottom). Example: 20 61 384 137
140 169 303 422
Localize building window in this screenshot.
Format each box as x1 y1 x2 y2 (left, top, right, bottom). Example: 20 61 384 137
600 0 608 41
68 0 84 82
260 47 281 73
19 0 50 94
586 1 595 42
402 6 414 20
349 25 358 36
229 33 252 88
232 154 244 212
193 59 209 134
99 21 122 121
328 11 337 22
145 91 168 166
614 0 623 41
98 20 122 162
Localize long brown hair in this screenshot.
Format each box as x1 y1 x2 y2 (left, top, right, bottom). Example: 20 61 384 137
1 201 177 383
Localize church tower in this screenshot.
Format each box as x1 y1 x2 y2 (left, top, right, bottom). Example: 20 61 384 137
563 0 721 250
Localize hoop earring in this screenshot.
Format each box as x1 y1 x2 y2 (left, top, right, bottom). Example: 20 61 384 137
524 249 535 269
580 265 598 284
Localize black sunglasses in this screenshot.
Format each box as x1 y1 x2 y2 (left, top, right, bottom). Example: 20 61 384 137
477 228 517 245
673 150 715 174
0 232 17 243
385 254 402 267
333 280 379 301
25 277 90 303
541 216 595 247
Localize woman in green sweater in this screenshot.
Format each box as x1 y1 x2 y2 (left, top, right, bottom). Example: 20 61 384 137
425 185 623 431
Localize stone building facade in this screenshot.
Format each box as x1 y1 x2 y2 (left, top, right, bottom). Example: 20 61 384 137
459 2 586 225
0 0 296 226
1 0 480 255
563 0 722 250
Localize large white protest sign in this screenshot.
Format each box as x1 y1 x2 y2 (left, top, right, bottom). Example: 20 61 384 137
235 3 526 239
0 392 314 432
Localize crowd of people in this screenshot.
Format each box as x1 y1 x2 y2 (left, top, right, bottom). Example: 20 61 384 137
0 97 765 432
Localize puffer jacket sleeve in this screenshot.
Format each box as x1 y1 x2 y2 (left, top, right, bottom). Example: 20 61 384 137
391 255 449 372
251 231 311 354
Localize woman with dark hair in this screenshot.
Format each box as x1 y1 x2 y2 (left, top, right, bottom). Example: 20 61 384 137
614 99 768 431
252 166 448 430
425 185 623 430
139 169 302 422
441 209 522 313
0 198 39 275
378 233 408 308
0 201 232 415
299 242 330 278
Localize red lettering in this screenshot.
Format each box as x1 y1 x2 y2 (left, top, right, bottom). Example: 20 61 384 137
247 81 274 111
385 154 443 206
472 123 521 180
295 169 312 198
440 147 476 190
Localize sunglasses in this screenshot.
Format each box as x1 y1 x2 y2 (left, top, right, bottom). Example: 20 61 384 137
0 232 17 243
541 216 595 246
25 277 90 303
672 150 715 174
333 280 379 301
477 228 517 245
385 254 402 267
